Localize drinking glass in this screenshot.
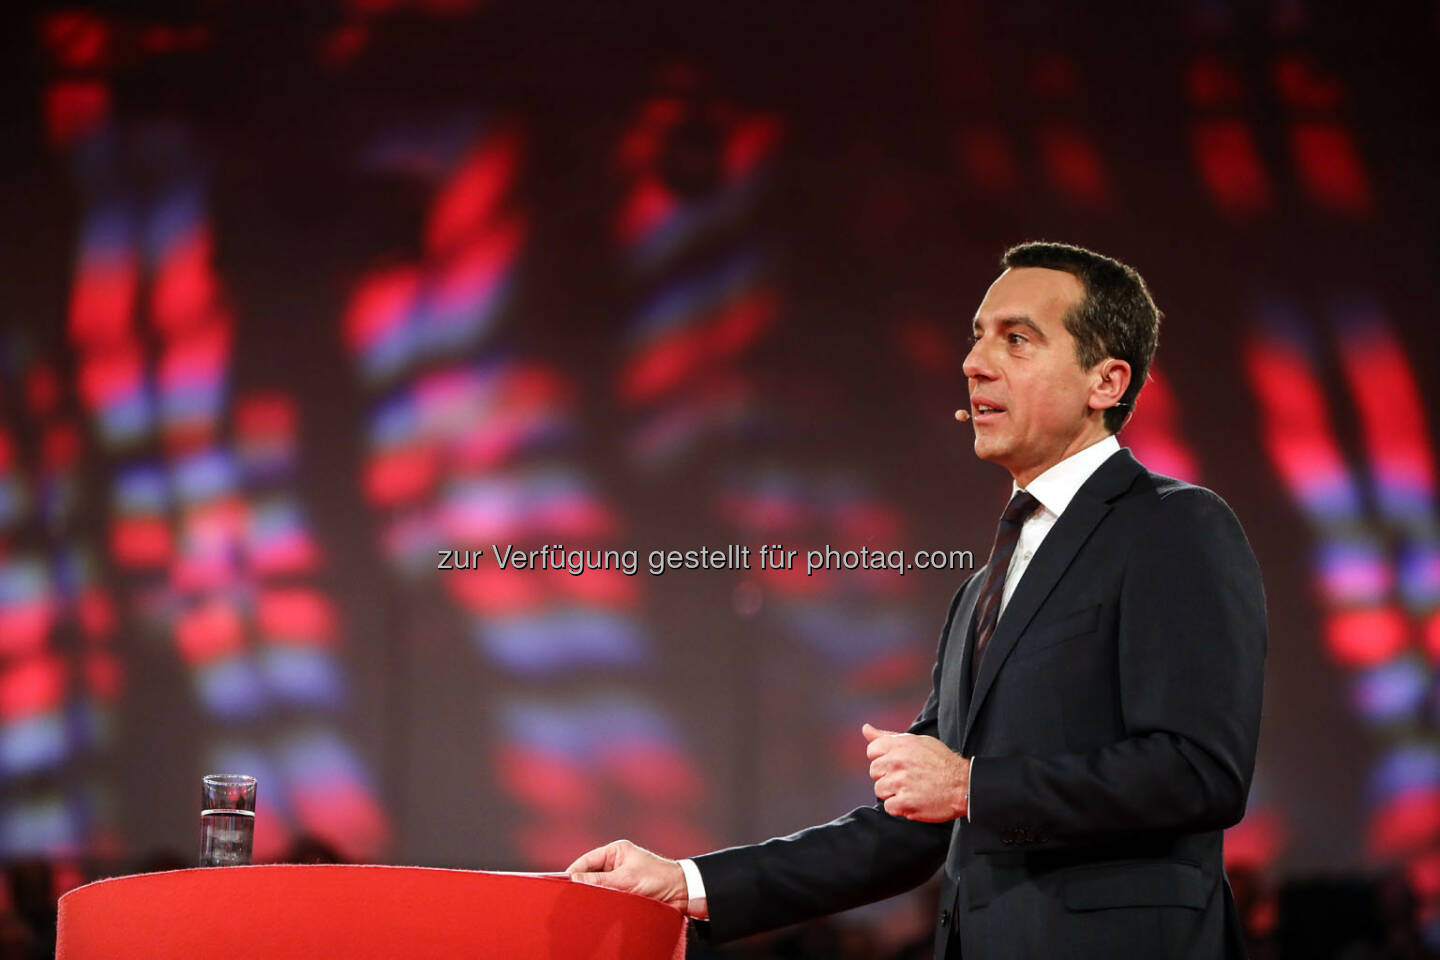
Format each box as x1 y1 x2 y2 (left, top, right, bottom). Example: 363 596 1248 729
199 774 256 867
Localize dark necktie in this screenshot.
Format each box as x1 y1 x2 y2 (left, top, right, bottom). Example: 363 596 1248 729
971 490 1042 688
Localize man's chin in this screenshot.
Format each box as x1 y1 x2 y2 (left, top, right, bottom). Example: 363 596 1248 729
971 438 1007 464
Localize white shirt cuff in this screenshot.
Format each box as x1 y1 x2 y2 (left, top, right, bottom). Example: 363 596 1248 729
966 757 974 822
678 857 707 904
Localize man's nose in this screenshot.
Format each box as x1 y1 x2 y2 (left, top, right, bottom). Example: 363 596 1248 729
962 340 993 381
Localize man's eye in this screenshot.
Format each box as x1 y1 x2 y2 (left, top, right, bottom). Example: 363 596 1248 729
1007 333 1028 345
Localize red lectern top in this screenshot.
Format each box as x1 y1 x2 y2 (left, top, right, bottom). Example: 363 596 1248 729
57 864 686 960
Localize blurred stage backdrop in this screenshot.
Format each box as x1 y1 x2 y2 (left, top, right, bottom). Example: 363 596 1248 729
1 0 1439 942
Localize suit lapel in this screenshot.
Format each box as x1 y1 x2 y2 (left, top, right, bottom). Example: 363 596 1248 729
946 576 985 741
960 449 1144 751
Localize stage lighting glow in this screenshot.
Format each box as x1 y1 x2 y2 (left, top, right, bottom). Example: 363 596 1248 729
150 229 219 335
158 322 230 435
615 100 781 272
1121 370 1201 482
1189 120 1272 216
0 713 68 776
70 212 137 347
0 655 67 722
1247 311 1364 518
1038 124 1110 207
1288 122 1373 215
472 612 645 673
425 131 523 254
257 589 335 645
277 728 388 856
1402 544 1440 611
246 498 319 574
1316 539 1393 604
174 601 245 664
420 223 522 355
79 346 151 446
0 560 54 657
1351 657 1429 724
171 448 236 504
194 657 268 718
260 649 342 707
235 395 299 479
0 794 79 857
1325 608 1407 667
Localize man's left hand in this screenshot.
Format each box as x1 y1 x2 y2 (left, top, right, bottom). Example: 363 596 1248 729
862 723 970 822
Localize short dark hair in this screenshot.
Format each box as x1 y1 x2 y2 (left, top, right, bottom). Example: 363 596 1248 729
1000 241 1160 434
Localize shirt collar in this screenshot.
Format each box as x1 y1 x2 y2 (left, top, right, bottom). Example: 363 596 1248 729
1011 434 1122 519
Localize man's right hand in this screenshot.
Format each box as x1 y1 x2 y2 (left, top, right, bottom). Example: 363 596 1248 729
566 840 694 914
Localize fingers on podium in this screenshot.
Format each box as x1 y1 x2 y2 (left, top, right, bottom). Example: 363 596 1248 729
570 870 621 889
565 841 623 876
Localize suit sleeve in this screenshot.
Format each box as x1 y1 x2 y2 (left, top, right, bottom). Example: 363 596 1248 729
965 487 1266 852
689 576 976 943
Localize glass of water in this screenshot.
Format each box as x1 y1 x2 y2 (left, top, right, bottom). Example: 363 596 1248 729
199 774 257 867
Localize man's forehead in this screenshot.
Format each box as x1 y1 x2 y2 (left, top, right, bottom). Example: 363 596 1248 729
974 266 1083 325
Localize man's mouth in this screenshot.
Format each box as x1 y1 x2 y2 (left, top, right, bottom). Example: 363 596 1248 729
971 399 1006 423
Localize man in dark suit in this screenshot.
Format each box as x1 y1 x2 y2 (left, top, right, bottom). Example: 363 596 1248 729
568 241 1267 959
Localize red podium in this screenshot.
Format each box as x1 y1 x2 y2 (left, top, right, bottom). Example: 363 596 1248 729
56 865 686 959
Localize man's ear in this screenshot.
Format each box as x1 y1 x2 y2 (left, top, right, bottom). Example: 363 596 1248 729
1090 359 1131 411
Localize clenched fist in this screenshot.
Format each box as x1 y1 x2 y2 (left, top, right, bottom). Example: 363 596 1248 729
863 722 971 822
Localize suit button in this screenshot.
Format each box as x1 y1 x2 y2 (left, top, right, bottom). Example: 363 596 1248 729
940 908 951 927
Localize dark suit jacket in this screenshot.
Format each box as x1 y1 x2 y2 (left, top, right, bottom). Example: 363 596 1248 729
693 449 1267 959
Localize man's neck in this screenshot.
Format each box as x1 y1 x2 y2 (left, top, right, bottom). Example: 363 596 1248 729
1011 430 1115 489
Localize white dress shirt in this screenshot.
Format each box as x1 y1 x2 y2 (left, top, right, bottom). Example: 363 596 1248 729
1000 434 1121 616
681 435 1125 912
